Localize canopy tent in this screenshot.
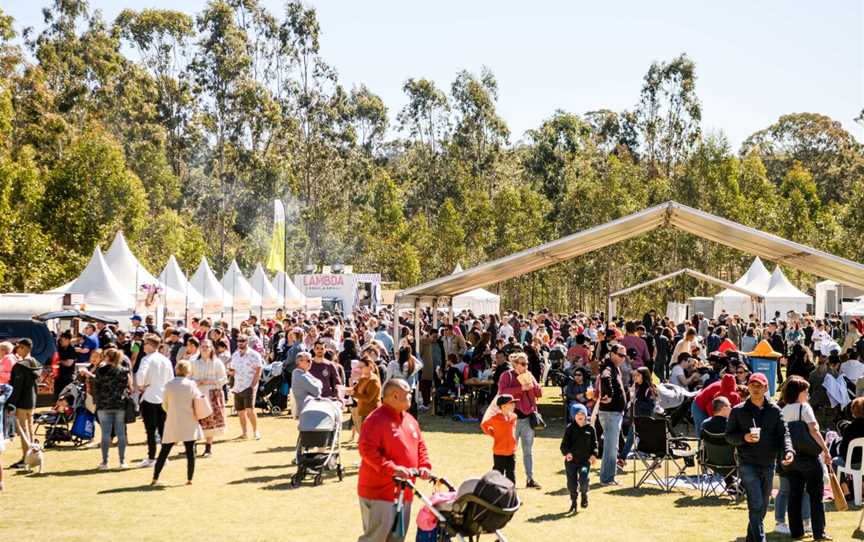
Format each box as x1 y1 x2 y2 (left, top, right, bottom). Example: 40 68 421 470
814 280 839 318
221 260 257 325
607 268 764 320
397 201 864 305
713 257 772 318
393 200 864 356
449 264 501 315
250 264 282 317
843 301 864 317
273 271 306 310
189 257 230 317
158 255 204 312
104 232 187 313
47 248 135 317
764 266 812 319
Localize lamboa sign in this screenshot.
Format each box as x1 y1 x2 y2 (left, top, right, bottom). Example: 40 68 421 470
302 274 345 289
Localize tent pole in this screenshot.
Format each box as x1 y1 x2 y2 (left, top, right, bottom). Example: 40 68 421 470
414 299 421 357
432 298 438 329
393 305 401 359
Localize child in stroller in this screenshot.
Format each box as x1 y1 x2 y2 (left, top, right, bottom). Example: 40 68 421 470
34 380 87 448
256 361 287 415
407 470 520 542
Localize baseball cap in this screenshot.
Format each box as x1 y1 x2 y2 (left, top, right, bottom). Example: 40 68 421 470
496 394 515 407
130 314 142 321
748 373 768 387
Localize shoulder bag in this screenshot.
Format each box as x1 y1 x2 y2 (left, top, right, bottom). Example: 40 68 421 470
787 404 822 457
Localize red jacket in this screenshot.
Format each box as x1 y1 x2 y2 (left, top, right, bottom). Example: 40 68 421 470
695 374 741 416
357 403 431 502
497 369 542 415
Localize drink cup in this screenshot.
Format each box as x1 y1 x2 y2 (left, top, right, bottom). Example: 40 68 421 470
586 388 594 400
750 427 761 442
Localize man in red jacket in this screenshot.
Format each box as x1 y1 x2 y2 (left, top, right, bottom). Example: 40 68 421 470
357 378 431 542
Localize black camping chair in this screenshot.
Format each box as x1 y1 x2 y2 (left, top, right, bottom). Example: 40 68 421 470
632 416 698 491
698 431 740 501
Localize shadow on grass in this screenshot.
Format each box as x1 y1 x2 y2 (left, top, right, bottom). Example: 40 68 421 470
98 484 166 494
527 511 572 523
674 495 743 509
606 486 667 497
852 528 864 540
545 487 569 496
229 473 292 485
42 467 105 477
254 446 296 455
246 464 293 471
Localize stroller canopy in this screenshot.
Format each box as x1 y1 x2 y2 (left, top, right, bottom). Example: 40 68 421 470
298 398 341 432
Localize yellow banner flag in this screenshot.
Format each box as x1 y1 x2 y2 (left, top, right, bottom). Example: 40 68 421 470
266 200 285 273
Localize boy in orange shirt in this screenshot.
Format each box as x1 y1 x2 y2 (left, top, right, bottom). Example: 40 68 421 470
481 394 518 483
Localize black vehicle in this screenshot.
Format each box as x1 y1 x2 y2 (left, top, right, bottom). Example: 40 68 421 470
0 319 56 364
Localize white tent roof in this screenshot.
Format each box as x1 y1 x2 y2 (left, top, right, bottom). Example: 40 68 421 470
221 260 256 312
49 248 134 312
159 255 204 309
273 271 306 309
250 264 282 309
104 232 160 294
450 265 500 315
190 257 231 312
766 267 812 300
397 201 864 306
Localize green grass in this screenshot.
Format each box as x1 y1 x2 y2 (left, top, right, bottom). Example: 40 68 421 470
3 389 862 542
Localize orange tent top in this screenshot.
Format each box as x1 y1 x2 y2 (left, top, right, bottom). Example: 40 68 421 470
745 340 782 359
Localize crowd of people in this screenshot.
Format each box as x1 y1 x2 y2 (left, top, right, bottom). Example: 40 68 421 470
1 304 863 542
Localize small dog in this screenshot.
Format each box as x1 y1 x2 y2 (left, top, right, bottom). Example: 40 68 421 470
24 439 45 474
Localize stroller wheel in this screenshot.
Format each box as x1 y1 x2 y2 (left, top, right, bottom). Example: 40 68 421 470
313 473 323 486
336 464 343 482
290 473 302 488
270 406 282 416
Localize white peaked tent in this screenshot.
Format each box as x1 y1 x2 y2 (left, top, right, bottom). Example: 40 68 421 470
159 255 204 312
713 257 771 318
250 264 282 316
764 266 813 318
273 271 306 310
104 232 187 313
49 248 134 316
451 265 501 316
221 260 255 315
190 257 230 316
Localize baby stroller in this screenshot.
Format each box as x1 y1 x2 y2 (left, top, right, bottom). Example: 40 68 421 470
290 398 343 487
405 470 521 542
256 361 287 415
656 383 697 436
34 380 87 448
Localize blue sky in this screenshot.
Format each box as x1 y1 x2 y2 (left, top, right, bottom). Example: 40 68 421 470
2 0 861 148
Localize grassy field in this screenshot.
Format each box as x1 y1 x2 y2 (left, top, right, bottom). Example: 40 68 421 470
3 389 863 542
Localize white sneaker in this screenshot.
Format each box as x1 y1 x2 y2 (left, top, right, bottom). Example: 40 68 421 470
97 463 109 471
254 431 262 441
118 462 130 470
138 459 155 468
774 523 790 535
803 519 812 533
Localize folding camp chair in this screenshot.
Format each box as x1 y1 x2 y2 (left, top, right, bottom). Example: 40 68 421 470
632 416 698 492
699 431 740 501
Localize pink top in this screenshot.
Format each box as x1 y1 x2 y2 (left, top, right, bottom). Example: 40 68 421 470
0 353 17 384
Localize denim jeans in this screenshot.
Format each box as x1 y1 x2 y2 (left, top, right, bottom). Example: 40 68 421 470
786 462 825 538
565 460 590 503
515 417 535 480
597 411 623 483
773 475 810 525
691 400 709 435
97 409 127 464
739 463 775 542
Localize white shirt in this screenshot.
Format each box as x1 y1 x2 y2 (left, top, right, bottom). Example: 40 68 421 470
812 329 830 351
781 401 818 428
136 352 174 404
670 365 688 388
498 323 514 340
231 348 263 392
841 360 864 384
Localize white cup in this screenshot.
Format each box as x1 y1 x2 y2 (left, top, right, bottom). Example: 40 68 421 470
750 427 761 442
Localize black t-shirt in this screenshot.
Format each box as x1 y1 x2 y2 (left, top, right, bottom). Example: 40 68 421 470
56 343 78 379
98 328 116 349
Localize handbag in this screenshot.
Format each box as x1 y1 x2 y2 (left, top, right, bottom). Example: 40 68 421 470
84 393 96 414
787 404 822 457
529 411 546 431
828 464 848 511
193 394 213 421
71 407 96 440
124 396 138 424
